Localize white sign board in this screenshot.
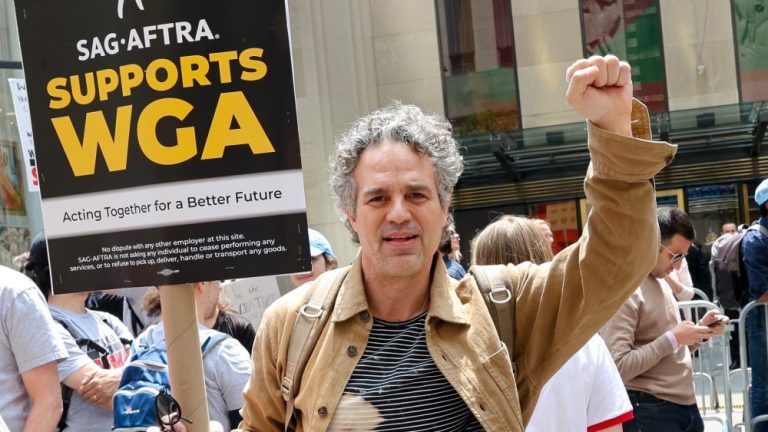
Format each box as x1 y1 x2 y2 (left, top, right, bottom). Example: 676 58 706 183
7 78 38 192
222 276 281 328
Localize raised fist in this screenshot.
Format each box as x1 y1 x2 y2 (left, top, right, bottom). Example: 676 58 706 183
566 55 633 136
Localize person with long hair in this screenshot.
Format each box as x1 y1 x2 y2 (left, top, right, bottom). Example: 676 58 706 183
472 215 632 432
438 217 466 280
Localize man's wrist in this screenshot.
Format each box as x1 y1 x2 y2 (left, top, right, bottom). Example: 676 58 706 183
592 119 632 137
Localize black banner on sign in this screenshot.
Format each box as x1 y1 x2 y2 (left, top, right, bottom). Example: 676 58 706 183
14 0 309 292
47 214 308 294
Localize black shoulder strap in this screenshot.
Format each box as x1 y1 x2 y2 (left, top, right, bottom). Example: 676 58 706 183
97 315 132 347
54 317 112 366
53 316 114 431
469 265 517 372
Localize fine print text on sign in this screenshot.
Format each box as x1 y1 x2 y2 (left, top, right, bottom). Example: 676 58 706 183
15 0 311 293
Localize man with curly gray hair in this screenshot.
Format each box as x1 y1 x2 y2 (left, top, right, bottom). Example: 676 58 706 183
237 55 678 432
329 101 463 244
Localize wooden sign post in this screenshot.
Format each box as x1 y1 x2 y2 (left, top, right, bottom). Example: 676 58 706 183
159 284 209 432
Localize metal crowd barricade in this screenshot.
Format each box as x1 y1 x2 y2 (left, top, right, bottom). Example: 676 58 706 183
678 299 733 431
739 300 768 432
692 288 711 302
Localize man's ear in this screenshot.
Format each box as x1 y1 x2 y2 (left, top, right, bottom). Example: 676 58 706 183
344 208 357 230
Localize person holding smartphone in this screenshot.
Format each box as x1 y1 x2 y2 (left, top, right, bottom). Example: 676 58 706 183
600 207 729 432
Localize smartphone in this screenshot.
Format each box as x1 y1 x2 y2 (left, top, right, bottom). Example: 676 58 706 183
707 318 725 328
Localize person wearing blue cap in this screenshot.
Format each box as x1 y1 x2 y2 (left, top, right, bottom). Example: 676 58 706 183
289 228 338 288
742 178 768 432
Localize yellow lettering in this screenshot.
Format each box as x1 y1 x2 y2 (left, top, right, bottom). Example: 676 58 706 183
202 91 274 159
137 98 197 165
146 58 179 92
51 106 132 176
119 64 144 97
208 51 238 84
71 73 96 106
47 77 71 110
239 48 267 81
179 55 211 88
96 69 119 102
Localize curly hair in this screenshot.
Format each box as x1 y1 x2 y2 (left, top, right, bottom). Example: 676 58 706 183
329 102 463 243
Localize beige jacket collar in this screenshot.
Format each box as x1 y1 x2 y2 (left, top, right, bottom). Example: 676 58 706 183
331 253 470 326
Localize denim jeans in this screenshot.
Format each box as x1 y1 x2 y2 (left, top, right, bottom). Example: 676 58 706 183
747 308 768 432
623 391 704 432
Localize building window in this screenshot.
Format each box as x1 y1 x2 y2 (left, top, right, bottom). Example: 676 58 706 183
579 0 669 113
436 0 521 135
0 67 35 268
687 184 739 243
733 0 768 102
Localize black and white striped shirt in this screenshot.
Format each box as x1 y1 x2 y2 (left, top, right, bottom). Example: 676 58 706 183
329 313 483 431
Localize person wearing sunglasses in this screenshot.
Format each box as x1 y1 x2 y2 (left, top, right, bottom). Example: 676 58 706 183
600 207 729 432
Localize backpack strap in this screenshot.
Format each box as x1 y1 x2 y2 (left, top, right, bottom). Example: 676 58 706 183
54 318 111 356
469 265 517 373
201 331 229 356
134 324 157 352
281 268 349 432
138 325 229 356
748 223 768 238
53 316 113 431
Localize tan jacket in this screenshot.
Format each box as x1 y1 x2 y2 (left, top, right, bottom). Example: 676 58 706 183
236 101 677 432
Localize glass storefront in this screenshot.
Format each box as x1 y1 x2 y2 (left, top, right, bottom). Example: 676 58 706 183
580 0 668 113
733 0 768 102
0 0 41 268
435 0 521 135
0 66 42 268
687 184 739 243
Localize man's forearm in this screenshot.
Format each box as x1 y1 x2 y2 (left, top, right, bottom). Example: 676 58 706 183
614 335 674 382
22 397 63 432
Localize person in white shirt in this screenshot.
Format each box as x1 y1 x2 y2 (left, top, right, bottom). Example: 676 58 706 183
472 215 632 432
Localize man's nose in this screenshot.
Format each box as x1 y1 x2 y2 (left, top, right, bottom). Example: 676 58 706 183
387 197 412 223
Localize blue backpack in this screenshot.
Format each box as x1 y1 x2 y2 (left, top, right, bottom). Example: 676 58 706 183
112 326 229 431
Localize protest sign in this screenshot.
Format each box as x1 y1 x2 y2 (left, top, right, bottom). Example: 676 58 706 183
7 79 38 191
222 276 281 328
14 0 309 293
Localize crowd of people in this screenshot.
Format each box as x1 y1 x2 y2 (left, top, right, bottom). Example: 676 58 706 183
0 55 766 432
